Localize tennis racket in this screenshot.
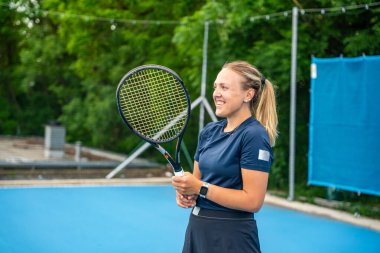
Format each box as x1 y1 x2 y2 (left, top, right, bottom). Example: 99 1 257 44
116 65 191 176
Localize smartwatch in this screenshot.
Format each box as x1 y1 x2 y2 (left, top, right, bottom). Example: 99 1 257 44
199 182 209 198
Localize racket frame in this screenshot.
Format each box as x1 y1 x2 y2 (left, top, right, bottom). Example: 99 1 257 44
116 65 191 176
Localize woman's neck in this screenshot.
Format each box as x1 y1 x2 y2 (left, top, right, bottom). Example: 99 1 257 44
225 114 252 132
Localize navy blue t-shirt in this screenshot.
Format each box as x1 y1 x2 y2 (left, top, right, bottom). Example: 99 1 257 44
194 117 273 212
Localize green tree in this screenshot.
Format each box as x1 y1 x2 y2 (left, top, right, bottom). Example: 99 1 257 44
0 1 26 134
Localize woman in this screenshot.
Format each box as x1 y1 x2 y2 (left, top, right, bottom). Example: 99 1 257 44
172 61 278 253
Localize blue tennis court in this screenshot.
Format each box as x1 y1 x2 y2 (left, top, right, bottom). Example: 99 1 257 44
0 185 379 253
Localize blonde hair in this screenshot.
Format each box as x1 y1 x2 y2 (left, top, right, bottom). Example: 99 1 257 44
223 61 278 146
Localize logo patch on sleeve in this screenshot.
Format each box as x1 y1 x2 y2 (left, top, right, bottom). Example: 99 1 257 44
258 149 270 162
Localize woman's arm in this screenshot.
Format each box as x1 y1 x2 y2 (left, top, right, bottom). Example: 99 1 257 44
192 161 201 180
172 162 268 213
206 169 268 212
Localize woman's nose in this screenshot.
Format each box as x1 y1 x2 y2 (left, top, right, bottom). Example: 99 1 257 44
213 88 221 97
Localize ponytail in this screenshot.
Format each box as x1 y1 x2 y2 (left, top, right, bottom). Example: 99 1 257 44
255 79 278 146
223 61 278 146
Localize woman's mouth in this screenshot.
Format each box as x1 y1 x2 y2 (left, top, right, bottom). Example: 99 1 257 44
215 100 225 106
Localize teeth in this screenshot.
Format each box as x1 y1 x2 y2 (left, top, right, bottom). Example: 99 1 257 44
215 101 224 105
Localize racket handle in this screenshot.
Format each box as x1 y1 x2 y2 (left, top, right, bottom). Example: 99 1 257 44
174 169 184 176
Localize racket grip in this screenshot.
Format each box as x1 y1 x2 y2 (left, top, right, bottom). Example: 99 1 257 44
174 169 184 176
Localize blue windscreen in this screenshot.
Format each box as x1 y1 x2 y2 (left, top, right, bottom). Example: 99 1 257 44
309 55 380 196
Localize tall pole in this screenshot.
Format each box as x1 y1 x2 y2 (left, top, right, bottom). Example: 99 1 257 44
199 21 209 131
289 7 298 201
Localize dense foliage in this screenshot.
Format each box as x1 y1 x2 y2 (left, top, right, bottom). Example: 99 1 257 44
1 0 379 214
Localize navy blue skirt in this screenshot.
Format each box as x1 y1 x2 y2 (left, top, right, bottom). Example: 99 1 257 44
182 208 261 253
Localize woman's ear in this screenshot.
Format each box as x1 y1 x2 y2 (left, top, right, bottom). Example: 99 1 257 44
245 88 255 102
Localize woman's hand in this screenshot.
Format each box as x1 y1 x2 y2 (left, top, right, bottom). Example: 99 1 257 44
172 172 202 196
176 191 197 208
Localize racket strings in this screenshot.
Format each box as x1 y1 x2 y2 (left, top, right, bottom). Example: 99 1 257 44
124 72 184 131
119 68 189 142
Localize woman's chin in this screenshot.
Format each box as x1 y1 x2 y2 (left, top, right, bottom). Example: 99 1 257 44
215 110 226 118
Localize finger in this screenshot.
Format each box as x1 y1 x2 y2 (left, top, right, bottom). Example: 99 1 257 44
181 198 192 204
176 188 186 195
172 176 183 183
185 195 196 200
177 202 187 208
182 196 196 205
177 198 190 208
178 194 192 204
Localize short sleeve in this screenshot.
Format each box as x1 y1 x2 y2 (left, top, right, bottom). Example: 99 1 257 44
240 127 273 172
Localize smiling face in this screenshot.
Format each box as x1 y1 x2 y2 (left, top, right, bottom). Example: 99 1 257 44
213 67 254 119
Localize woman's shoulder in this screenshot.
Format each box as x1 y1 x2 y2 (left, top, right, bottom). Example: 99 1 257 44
242 118 269 139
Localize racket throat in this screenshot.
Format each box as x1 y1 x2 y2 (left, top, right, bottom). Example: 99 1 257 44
153 143 184 175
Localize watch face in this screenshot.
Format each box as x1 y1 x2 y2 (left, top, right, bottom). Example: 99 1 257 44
200 186 208 196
